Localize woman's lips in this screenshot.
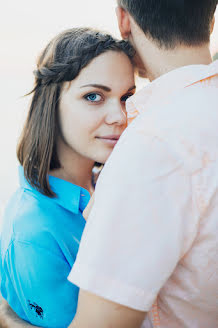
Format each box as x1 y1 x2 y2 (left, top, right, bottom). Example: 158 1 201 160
96 135 120 146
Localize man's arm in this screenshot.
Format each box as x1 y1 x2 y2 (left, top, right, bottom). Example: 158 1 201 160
0 300 39 328
69 290 146 328
71 198 146 328
67 131 197 327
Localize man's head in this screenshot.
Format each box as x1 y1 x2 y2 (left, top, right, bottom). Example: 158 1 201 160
117 0 217 49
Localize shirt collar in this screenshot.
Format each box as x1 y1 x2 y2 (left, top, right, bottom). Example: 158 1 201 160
127 60 218 120
18 166 90 214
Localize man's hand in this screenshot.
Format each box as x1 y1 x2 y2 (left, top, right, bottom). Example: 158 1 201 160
69 290 146 328
82 193 95 221
0 300 39 328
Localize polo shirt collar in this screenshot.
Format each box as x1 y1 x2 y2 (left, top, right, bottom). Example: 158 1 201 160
127 60 218 120
18 166 90 214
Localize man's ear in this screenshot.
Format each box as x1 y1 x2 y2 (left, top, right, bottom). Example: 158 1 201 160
210 16 215 34
116 6 131 39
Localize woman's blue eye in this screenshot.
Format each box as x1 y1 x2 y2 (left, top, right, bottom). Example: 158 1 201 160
85 93 102 102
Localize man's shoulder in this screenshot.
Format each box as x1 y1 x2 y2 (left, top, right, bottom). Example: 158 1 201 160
169 83 218 124
158 85 218 165
140 83 217 133
115 84 218 175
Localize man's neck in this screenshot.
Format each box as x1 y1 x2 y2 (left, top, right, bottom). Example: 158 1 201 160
134 37 212 81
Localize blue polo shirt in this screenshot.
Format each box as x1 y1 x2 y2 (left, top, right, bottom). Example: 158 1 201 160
0 166 90 328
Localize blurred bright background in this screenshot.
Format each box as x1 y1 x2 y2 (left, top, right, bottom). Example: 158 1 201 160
0 1 218 221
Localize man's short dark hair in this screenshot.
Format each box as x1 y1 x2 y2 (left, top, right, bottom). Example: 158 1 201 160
118 0 217 48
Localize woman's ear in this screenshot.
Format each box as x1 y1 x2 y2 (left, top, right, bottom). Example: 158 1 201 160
116 6 131 39
210 16 215 34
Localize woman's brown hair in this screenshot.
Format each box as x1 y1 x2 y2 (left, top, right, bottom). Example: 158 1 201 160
17 28 135 197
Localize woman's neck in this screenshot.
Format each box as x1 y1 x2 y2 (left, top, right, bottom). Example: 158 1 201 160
50 138 95 194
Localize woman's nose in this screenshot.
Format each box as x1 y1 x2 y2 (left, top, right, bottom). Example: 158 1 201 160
105 102 127 126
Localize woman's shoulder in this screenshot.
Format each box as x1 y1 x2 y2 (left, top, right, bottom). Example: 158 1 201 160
4 187 58 228
1 185 85 263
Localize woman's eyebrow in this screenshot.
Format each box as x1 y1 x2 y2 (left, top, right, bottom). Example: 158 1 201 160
80 84 111 92
80 84 136 92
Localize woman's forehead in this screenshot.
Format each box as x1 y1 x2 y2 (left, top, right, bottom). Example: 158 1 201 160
73 51 135 88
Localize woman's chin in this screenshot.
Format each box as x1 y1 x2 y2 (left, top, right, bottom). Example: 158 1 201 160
94 151 112 164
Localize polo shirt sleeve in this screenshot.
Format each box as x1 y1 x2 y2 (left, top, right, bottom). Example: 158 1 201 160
5 238 78 327
68 130 199 311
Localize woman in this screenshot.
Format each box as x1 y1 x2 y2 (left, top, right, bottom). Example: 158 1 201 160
0 28 135 327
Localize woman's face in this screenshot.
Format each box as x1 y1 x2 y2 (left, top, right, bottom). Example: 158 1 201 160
58 50 135 164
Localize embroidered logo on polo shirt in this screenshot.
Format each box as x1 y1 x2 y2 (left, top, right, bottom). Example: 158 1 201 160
28 300 44 319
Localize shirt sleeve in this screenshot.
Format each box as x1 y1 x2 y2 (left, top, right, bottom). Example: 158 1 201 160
5 239 79 327
68 130 199 311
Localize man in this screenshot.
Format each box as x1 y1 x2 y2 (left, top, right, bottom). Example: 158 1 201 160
1 1 217 327
68 1 218 327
